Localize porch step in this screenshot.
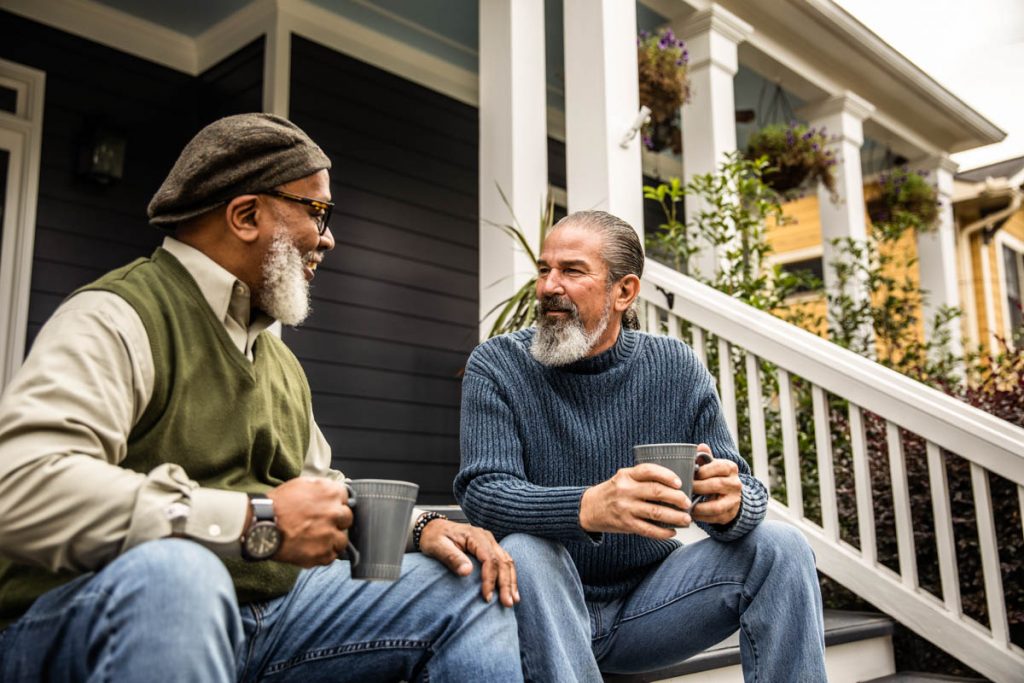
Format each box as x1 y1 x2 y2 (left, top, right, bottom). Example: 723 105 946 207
601 609 895 683
864 675 988 682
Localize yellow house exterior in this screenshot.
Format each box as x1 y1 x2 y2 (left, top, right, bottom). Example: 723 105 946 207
762 158 1024 356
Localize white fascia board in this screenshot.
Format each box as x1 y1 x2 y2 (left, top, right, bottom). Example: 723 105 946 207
0 0 197 74
800 0 1005 147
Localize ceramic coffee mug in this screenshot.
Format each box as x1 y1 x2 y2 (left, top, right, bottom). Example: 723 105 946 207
343 478 419 581
633 443 713 526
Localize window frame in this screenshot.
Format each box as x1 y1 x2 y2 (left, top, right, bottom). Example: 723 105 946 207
996 231 1024 345
0 58 45 390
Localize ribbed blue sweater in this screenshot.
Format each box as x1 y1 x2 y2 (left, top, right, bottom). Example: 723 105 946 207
455 327 768 602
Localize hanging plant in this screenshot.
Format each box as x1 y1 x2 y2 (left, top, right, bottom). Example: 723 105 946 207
745 122 838 199
866 167 939 237
637 28 690 154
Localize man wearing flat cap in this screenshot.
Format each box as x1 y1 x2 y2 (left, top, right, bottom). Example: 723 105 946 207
0 113 523 681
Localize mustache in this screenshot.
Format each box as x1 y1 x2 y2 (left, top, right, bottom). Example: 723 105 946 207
538 295 578 315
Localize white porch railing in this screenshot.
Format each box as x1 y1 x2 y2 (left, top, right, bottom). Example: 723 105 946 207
638 259 1024 683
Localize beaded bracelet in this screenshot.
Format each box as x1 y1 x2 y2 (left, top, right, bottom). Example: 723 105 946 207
412 511 448 551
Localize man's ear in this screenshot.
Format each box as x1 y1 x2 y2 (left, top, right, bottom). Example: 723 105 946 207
225 195 261 244
613 274 641 313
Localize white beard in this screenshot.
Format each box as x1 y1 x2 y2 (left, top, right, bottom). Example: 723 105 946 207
255 231 312 326
530 295 611 367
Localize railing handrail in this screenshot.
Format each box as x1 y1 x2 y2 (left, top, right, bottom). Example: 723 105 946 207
641 259 1024 484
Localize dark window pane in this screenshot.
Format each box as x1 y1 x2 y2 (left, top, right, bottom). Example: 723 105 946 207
779 256 824 294
0 148 9 264
1003 245 1023 336
0 86 15 114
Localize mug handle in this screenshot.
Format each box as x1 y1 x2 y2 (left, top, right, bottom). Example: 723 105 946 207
342 479 361 568
689 452 714 515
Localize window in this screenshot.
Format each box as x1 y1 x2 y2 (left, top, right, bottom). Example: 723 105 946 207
1003 243 1023 342
778 256 825 295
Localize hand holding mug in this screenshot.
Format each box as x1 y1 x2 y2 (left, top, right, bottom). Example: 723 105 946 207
266 477 352 568
690 445 743 525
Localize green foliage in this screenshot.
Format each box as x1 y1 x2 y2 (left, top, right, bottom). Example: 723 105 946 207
745 122 838 198
637 28 690 153
482 188 555 339
867 167 940 237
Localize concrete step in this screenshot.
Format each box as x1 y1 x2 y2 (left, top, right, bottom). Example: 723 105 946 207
602 610 896 683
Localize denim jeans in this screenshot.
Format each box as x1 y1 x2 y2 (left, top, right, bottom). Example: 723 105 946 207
502 521 826 683
0 538 522 682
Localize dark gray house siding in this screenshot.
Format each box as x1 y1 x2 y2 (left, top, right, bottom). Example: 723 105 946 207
286 37 478 502
0 12 264 348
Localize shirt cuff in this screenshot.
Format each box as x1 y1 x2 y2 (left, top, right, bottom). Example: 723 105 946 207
183 488 249 558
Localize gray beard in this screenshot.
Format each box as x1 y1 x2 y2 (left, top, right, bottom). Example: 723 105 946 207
530 296 611 367
255 231 312 327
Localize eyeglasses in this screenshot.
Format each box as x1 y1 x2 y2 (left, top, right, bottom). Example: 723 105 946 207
262 189 334 236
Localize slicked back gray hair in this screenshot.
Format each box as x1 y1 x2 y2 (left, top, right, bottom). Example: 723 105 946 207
550 210 644 330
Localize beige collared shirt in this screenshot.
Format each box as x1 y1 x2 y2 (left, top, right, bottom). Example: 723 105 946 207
0 237 419 574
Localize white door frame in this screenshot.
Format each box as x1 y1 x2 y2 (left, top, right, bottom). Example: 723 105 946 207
0 58 45 389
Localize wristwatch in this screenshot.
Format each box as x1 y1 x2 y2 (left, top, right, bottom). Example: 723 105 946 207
241 494 282 562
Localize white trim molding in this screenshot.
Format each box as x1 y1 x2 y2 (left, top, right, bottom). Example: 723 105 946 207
995 230 1024 344
0 58 44 389
0 0 197 73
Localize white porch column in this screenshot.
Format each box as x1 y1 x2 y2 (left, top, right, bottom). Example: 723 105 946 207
478 0 548 339
800 92 875 320
677 5 752 278
914 154 963 357
563 0 644 235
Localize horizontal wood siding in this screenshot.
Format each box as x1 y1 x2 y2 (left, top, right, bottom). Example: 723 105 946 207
285 37 478 502
0 11 264 349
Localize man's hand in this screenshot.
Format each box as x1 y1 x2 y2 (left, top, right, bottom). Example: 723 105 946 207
579 464 694 539
691 444 743 525
417 519 519 607
266 477 352 567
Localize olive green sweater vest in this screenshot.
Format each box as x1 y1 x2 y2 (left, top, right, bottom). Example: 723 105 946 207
0 248 310 627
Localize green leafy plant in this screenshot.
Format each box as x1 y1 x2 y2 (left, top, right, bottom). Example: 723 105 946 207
637 28 690 154
745 122 838 199
482 188 555 338
867 167 940 237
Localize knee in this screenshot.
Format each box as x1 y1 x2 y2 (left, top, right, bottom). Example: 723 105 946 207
112 539 235 612
500 534 570 573
751 522 816 572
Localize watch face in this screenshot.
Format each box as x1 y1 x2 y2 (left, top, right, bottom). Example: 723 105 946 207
245 522 282 560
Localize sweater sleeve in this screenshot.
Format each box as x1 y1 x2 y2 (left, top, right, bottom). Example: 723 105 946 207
687 361 768 541
455 363 597 544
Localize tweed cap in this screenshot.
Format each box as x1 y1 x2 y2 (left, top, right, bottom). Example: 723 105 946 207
147 113 331 229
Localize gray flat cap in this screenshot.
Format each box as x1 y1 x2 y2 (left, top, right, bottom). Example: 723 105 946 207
148 113 331 229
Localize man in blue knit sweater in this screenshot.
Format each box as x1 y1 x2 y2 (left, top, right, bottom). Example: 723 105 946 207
455 210 827 681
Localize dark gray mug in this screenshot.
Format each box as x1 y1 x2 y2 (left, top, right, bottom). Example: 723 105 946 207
344 478 418 581
633 443 713 526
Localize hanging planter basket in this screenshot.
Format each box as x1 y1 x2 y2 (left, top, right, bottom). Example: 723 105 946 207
745 122 838 198
866 167 939 236
637 28 690 154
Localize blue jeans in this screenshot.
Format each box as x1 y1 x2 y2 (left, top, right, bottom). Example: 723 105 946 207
0 538 522 682
502 521 826 682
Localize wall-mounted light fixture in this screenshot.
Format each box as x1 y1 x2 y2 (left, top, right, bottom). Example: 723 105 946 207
78 127 126 184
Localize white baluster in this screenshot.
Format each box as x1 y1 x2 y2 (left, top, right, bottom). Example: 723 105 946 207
745 352 769 492
850 404 876 565
667 313 680 340
813 386 838 541
887 421 917 589
645 301 660 335
691 326 707 368
971 463 1009 644
778 368 802 517
926 442 961 616
717 337 737 444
